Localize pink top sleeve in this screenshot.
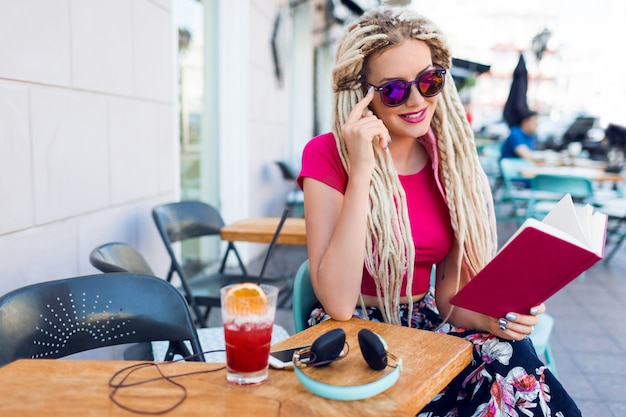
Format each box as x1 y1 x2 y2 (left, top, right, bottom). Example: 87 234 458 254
297 133 347 193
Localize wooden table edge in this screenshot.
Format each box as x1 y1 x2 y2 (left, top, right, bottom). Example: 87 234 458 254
220 218 306 246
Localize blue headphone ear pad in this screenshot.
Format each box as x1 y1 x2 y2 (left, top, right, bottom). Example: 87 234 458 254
358 329 387 370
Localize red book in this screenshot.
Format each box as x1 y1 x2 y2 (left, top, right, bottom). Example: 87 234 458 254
450 194 607 318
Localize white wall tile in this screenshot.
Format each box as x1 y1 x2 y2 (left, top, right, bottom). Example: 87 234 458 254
134 196 174 276
30 87 109 224
156 103 177 194
0 82 34 234
109 97 159 204
133 0 175 102
0 0 71 86
70 0 133 95
77 204 140 275
76 196 175 279
150 0 171 11
0 221 79 296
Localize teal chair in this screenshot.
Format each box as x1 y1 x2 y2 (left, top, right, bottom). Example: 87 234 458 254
530 313 558 376
478 142 504 197
292 260 318 333
527 174 594 220
498 158 537 224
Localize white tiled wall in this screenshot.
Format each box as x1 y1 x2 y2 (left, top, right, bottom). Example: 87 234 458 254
0 81 33 235
71 0 134 95
30 87 110 224
0 0 177 304
0 0 72 87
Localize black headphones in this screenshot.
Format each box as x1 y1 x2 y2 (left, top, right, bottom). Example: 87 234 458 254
292 328 402 401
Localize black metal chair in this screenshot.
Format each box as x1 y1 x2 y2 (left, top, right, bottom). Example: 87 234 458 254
89 242 155 275
0 273 205 367
152 201 251 327
89 242 176 360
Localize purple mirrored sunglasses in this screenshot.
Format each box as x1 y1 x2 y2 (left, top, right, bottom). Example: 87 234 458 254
366 64 446 107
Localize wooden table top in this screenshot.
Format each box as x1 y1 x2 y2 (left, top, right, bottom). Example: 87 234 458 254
221 217 306 245
0 318 471 417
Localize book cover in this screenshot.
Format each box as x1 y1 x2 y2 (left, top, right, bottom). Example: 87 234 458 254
450 194 607 318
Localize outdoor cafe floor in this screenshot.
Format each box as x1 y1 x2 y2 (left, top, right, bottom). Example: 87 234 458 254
212 217 626 417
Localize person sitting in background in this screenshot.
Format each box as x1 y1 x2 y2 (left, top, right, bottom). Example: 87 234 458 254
500 110 539 160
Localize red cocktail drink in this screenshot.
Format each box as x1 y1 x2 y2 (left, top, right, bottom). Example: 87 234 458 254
220 283 279 385
224 321 273 373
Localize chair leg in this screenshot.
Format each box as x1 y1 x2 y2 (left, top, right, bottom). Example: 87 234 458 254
543 343 558 377
167 266 208 327
166 340 193 361
202 305 212 322
187 296 209 328
219 242 248 276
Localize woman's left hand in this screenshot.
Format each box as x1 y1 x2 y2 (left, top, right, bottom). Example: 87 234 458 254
489 303 546 341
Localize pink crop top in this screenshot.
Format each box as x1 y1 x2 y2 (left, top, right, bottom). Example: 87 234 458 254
297 132 453 296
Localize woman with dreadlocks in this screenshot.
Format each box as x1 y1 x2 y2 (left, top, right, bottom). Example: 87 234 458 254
297 6 581 416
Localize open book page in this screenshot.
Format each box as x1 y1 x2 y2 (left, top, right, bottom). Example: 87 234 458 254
541 194 589 246
574 204 609 255
499 193 606 256
591 211 608 255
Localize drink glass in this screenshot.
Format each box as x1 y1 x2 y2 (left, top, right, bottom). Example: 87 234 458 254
220 283 278 385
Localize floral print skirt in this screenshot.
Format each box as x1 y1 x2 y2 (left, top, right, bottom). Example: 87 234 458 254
307 289 582 417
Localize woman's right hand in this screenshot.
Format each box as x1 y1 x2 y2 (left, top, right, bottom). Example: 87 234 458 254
341 87 390 176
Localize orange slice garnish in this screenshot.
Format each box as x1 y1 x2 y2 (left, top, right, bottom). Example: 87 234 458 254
224 282 269 316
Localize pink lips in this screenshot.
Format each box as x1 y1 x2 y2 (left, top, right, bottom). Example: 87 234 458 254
399 108 427 124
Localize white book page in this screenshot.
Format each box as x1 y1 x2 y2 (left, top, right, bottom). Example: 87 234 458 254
576 204 594 244
498 194 599 254
499 217 589 253
541 194 589 247
590 211 608 254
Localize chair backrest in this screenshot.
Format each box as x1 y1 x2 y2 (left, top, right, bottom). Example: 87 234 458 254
152 201 245 279
89 242 154 275
0 273 204 366
531 174 594 200
152 201 225 245
275 161 298 181
292 260 319 333
499 158 535 189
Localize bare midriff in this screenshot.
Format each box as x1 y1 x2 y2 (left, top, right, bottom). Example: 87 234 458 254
360 291 428 308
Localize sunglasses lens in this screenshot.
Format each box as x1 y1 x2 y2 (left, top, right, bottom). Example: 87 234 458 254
380 80 411 106
418 70 445 97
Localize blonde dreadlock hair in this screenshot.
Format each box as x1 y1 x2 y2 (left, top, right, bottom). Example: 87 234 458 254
331 7 498 325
